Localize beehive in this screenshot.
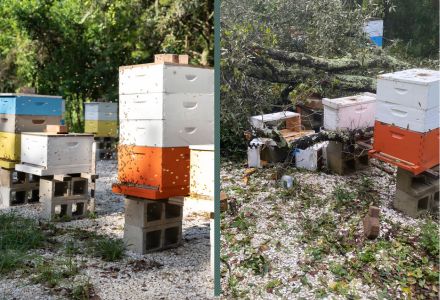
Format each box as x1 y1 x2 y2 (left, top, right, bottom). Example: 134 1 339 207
322 93 376 131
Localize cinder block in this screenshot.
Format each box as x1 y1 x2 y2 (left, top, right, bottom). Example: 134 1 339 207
396 168 439 196
124 197 183 228
326 141 369 175
124 222 182 254
393 189 435 218
0 168 39 188
0 186 39 208
42 197 89 221
39 177 88 202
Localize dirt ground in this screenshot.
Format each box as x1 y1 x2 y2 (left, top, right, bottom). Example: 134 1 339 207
0 160 214 300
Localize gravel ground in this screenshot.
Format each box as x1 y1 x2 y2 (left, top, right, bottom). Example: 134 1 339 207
220 159 439 299
0 160 213 300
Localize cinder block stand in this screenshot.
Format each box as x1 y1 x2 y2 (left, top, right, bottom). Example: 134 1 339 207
393 167 439 217
0 167 40 208
123 196 183 254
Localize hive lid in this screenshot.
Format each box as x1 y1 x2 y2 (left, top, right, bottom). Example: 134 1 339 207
249 111 300 128
377 69 440 86
0 93 63 99
322 92 376 109
190 144 214 151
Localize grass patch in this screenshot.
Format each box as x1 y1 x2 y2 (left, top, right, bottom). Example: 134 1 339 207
0 213 46 274
70 277 95 300
91 237 125 262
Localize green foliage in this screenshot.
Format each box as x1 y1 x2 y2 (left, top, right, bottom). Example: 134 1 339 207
332 185 356 207
385 0 438 59
0 0 213 131
420 220 439 257
230 212 253 231
242 253 269 275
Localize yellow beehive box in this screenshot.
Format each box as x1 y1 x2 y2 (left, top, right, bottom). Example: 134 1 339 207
84 120 118 137
0 132 20 162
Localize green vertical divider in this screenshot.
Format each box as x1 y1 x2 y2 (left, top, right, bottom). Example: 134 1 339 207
214 0 221 296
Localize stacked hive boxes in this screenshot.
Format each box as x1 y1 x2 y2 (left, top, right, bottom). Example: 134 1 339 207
0 94 64 168
322 93 376 174
370 69 439 174
113 54 214 253
84 102 118 137
369 69 439 216
84 102 118 160
0 94 64 208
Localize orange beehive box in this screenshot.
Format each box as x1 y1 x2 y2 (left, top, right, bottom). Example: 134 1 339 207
369 121 439 175
112 145 190 199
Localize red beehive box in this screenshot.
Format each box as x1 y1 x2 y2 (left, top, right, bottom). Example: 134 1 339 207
112 145 190 199
369 121 439 175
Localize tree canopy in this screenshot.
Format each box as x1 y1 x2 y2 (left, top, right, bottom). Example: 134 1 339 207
0 0 213 131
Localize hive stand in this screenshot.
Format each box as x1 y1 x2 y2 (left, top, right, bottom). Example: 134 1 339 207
123 196 183 254
39 175 90 221
0 167 40 208
326 141 369 175
393 167 439 218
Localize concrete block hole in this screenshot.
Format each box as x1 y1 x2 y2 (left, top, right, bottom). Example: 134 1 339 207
54 181 69 197
417 196 429 211
72 203 85 216
145 230 161 251
164 227 179 246
146 202 162 222
54 204 68 217
165 203 181 219
72 180 87 195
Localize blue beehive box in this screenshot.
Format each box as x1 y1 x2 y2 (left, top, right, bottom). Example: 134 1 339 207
0 94 64 116
363 19 383 48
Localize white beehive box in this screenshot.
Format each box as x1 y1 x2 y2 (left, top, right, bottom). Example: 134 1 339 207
375 101 439 132
15 132 94 175
119 63 214 95
84 102 118 121
323 92 376 130
376 69 440 110
249 111 300 130
295 142 328 171
189 145 214 199
119 93 213 121
119 119 214 147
